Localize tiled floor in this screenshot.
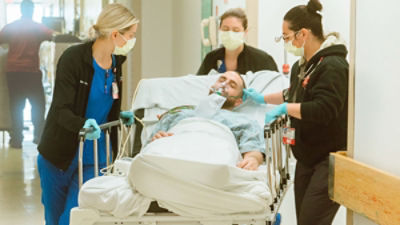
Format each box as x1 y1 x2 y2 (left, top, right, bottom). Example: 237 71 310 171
0 128 44 225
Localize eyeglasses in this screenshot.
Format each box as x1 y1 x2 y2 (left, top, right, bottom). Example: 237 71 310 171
274 31 299 43
119 32 128 42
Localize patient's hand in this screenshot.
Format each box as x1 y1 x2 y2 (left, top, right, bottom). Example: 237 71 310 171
151 131 174 142
237 157 260 170
237 151 263 170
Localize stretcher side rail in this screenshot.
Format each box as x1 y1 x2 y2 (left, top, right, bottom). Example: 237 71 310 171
78 120 122 189
264 115 291 212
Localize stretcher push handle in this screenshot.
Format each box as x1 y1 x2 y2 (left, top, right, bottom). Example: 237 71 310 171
78 120 121 138
78 120 122 189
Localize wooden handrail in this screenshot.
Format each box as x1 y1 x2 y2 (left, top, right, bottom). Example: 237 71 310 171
329 152 400 225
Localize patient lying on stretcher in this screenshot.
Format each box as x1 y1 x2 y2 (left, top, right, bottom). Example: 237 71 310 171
146 71 265 170
78 72 272 218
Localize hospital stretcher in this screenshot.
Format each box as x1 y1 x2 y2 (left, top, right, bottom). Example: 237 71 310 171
70 117 291 225
70 72 292 225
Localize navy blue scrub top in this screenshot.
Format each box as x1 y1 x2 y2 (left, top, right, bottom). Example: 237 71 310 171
218 60 227 73
73 55 116 167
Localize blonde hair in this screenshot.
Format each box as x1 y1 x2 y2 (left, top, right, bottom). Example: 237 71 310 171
89 3 139 39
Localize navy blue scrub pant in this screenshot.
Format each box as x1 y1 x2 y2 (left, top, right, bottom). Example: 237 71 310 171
37 154 104 225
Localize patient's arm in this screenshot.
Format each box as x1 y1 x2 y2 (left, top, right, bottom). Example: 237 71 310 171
237 151 264 170
147 109 194 144
151 131 174 142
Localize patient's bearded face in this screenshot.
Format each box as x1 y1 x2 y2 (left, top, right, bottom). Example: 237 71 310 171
210 71 243 109
222 97 237 109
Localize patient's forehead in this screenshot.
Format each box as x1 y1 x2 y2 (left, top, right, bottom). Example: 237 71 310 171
219 71 243 89
220 71 241 83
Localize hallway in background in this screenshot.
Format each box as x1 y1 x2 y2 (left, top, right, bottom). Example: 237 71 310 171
0 118 43 225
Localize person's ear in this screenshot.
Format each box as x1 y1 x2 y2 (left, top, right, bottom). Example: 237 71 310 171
110 30 119 40
300 28 309 40
244 28 249 41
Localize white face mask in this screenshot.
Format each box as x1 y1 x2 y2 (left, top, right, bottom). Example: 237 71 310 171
219 31 244 51
284 39 304 57
114 34 136 56
194 93 226 118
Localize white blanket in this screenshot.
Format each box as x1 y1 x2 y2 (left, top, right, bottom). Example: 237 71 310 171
128 118 272 217
78 176 151 218
79 118 272 218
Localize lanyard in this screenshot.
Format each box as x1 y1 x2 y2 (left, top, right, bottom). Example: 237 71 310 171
291 57 324 102
104 69 114 94
104 56 117 94
301 57 324 88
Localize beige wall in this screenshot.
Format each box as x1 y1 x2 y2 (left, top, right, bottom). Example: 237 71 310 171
141 0 201 78
141 0 174 78
114 0 201 108
245 0 258 47
171 0 202 76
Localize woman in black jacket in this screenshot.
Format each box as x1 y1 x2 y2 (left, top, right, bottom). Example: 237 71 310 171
197 8 278 75
243 0 348 224
37 4 137 225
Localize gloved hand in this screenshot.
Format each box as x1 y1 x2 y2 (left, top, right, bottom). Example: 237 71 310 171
265 103 288 124
83 119 101 140
243 88 265 104
120 111 134 126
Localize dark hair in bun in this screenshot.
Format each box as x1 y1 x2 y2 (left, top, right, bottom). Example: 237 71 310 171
307 0 323 14
284 0 324 41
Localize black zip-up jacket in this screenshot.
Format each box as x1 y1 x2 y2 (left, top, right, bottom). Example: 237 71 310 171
288 44 348 167
197 44 278 75
38 41 126 171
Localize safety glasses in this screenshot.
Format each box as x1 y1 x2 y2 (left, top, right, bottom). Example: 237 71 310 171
274 31 299 43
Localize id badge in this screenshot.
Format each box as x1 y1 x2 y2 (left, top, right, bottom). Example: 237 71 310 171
283 126 295 145
112 82 119 99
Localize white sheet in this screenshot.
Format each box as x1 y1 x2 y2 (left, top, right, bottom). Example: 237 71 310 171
141 117 242 165
79 118 272 218
131 75 219 112
78 176 151 218
128 118 272 217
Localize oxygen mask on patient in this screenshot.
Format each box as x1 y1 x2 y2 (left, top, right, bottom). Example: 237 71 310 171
194 86 227 119
210 82 241 99
210 82 227 96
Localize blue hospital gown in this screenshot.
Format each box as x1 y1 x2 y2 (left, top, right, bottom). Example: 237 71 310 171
149 109 265 154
